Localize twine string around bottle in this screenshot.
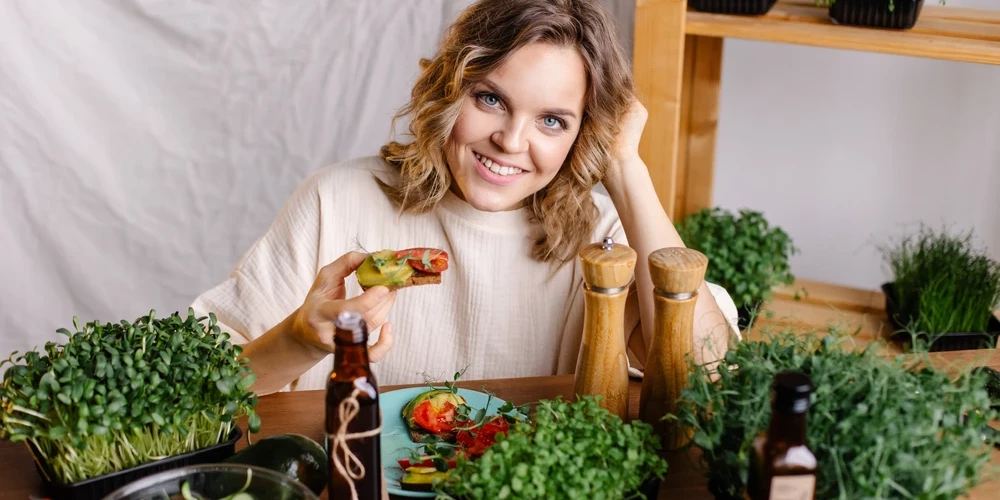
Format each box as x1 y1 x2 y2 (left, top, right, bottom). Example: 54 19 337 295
330 387 382 500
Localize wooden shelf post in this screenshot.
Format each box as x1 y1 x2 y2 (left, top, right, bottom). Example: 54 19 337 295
633 0 688 221
634 1 725 222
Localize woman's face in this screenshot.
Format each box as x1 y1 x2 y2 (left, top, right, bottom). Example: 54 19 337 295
445 42 587 212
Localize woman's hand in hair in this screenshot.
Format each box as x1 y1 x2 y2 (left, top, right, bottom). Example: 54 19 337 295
610 97 648 171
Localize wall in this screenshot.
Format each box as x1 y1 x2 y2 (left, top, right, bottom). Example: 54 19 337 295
711 0 1000 290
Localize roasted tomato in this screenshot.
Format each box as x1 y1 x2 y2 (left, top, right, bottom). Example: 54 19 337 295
413 399 458 434
455 416 509 457
394 248 449 274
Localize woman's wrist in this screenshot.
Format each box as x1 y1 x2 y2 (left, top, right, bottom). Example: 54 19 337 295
289 308 332 360
603 154 653 210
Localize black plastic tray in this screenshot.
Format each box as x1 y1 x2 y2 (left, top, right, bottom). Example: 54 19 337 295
689 0 778 15
882 282 1000 352
829 0 925 30
29 427 243 500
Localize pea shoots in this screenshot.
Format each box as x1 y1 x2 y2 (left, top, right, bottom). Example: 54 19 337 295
674 330 999 500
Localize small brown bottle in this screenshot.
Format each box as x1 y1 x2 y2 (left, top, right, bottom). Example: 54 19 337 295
746 371 817 500
327 311 382 500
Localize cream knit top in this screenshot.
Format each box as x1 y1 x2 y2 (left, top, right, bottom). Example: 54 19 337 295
190 156 739 391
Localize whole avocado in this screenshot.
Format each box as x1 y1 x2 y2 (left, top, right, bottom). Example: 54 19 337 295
224 433 328 495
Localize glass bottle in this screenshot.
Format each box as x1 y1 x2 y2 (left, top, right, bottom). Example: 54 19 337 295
327 311 382 500
746 371 817 500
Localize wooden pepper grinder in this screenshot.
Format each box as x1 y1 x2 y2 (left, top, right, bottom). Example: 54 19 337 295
574 237 637 420
639 247 708 450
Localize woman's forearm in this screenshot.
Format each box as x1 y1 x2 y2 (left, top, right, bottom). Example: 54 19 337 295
238 310 328 396
604 155 732 365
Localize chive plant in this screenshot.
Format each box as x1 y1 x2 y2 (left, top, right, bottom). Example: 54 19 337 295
673 330 999 500
0 309 260 484
885 225 1000 334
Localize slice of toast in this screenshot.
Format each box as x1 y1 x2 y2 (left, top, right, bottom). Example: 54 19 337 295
359 271 442 291
407 425 456 444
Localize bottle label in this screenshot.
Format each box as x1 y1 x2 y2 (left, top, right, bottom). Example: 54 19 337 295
769 475 815 500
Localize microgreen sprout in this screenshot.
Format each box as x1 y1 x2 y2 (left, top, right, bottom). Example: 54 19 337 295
0 309 260 484
673 328 1000 500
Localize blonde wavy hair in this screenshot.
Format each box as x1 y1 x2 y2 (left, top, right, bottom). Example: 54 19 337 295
378 0 635 263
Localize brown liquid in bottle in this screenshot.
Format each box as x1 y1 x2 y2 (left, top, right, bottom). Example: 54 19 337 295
327 311 382 500
746 371 817 500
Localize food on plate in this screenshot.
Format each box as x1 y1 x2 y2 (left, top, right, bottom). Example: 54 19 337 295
356 247 449 290
399 467 452 492
454 414 509 457
401 389 467 441
397 384 516 493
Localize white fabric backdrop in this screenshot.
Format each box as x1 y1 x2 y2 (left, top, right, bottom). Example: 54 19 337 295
0 0 635 358
4 0 996 361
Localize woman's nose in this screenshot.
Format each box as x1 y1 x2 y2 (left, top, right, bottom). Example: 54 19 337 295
491 119 529 154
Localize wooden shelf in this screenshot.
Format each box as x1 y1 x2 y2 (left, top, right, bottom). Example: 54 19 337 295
685 1 1000 65
747 279 894 349
632 1 1000 350
745 278 1000 356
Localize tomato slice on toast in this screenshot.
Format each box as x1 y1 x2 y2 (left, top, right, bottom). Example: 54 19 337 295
394 248 449 274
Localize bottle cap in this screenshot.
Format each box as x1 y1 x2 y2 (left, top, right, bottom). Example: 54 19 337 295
772 370 812 414
334 310 368 345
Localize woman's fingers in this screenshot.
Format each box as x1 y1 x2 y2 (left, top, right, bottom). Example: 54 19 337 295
366 289 398 327
319 251 368 282
317 285 389 322
312 251 368 298
369 322 395 363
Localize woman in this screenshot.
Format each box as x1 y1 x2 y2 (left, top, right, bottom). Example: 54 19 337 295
191 0 739 395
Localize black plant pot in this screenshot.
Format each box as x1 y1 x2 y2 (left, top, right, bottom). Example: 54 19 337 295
736 301 764 331
29 427 243 500
882 282 1000 352
690 0 779 15
829 0 925 30
633 474 663 499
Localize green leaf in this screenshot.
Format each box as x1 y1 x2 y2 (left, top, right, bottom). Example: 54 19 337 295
216 378 235 395
248 412 262 433
238 372 257 390
47 426 68 440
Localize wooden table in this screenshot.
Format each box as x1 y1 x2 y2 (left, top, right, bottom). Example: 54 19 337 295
3 350 1000 499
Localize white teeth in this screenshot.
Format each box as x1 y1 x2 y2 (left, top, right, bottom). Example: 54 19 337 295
475 152 522 176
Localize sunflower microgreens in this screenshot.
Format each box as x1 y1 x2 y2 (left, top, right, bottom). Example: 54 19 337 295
0 309 260 485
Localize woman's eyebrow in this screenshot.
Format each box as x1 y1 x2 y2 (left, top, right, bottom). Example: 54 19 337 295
481 79 578 120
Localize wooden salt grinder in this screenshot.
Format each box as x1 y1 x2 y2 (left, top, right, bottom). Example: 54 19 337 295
574 237 637 420
639 247 708 451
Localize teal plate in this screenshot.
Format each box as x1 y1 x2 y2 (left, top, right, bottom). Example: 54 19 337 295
378 386 510 498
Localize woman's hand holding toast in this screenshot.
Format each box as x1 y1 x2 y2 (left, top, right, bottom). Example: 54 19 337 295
292 251 398 361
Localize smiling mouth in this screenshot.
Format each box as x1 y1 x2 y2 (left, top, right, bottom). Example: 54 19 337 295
474 152 525 177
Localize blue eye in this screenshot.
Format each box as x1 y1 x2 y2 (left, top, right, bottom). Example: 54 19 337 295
542 116 565 129
478 93 501 108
